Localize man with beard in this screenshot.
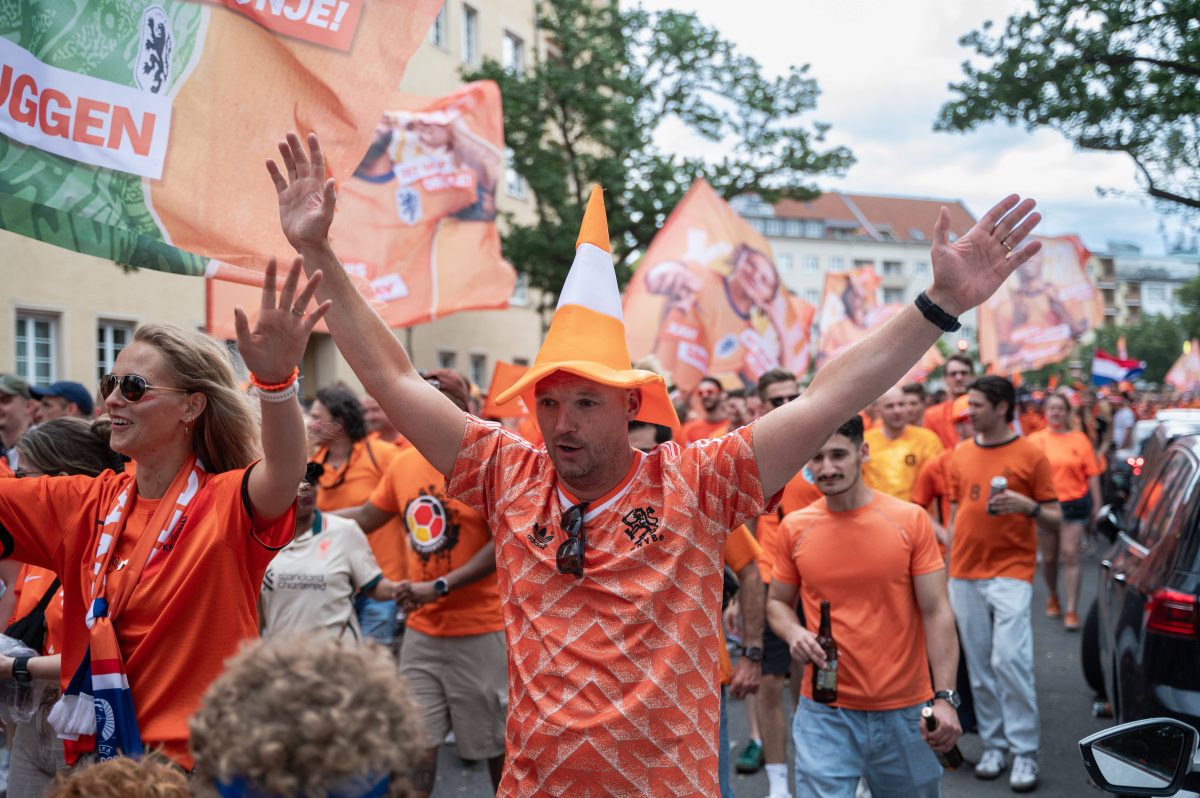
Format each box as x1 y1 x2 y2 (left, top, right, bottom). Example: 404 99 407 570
268 131 1042 797
682 376 730 443
925 355 975 449
768 415 961 797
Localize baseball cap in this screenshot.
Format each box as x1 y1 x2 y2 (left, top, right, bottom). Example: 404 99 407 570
952 394 970 422
0 374 31 399
422 369 470 412
31 381 94 415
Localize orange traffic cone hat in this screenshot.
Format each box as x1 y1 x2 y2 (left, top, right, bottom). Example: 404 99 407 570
494 187 679 429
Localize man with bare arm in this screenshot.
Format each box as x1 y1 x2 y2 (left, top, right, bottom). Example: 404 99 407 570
265 132 1041 798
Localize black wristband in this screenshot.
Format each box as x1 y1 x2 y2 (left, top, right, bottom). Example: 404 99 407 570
915 291 962 333
12 655 31 684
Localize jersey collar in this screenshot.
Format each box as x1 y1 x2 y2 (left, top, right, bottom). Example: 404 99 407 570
556 449 645 522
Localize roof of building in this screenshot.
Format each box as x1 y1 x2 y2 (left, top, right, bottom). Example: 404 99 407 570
772 191 977 243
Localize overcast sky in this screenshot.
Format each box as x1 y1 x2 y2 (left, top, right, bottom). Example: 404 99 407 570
635 0 1169 256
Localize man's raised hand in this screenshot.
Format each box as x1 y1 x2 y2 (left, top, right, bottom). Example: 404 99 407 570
267 132 337 252
927 195 1042 317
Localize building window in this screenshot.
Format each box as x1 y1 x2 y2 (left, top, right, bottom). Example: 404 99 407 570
510 273 530 306
513 357 530 367
804 256 820 273
776 254 793 273
764 218 785 237
830 257 844 272
438 350 458 370
502 30 525 73
853 259 875 270
97 320 135 383
1146 284 1167 301
914 260 929 276
461 5 479 64
804 220 823 238
882 260 903 277
784 219 802 237
429 6 447 48
883 287 905 305
504 148 526 199
15 312 58 385
803 289 820 304
469 353 488 388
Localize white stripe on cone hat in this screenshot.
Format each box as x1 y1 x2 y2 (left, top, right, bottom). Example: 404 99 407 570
494 186 679 430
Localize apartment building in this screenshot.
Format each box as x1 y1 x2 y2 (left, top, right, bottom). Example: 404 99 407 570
1091 244 1200 328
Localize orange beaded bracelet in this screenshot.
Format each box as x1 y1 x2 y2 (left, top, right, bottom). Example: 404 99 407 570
249 367 299 392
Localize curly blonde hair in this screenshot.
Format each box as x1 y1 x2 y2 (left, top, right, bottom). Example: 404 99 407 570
189 635 425 798
46 753 189 798
134 324 261 473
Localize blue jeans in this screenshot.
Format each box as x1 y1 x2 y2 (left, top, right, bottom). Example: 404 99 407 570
793 698 942 798
354 594 397 647
718 687 736 798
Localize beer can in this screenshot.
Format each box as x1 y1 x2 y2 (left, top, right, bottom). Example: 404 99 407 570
987 476 1008 515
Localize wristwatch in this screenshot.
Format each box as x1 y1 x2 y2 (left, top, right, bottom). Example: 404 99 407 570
12 656 32 684
933 689 961 708
433 577 450 597
742 646 764 664
1028 503 1042 519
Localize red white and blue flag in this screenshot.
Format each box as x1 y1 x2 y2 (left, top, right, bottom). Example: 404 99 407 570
1092 350 1145 386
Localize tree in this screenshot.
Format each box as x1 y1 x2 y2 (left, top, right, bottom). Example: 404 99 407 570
935 0 1200 221
1176 272 1200 340
464 0 854 311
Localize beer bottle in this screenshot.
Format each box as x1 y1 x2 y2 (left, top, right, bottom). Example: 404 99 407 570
921 706 965 770
812 600 838 703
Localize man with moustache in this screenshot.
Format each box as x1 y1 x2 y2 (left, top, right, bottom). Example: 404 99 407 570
768 415 961 797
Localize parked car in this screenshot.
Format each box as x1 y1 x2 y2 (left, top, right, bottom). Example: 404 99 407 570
1080 718 1200 796
1106 412 1200 508
1082 433 1200 728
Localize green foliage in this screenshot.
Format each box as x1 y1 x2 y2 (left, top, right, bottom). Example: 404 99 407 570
1176 272 1200 339
464 0 854 310
936 0 1200 219
1022 318 1184 386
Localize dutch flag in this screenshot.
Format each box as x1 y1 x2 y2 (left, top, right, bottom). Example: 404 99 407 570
1091 350 1145 386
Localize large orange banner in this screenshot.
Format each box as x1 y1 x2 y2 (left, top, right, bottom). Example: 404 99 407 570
1166 341 1200 394
0 0 442 274
623 180 815 394
814 267 943 380
978 235 1102 373
206 81 516 335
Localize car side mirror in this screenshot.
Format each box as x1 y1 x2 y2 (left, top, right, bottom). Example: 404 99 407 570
1080 718 1198 796
1097 504 1123 542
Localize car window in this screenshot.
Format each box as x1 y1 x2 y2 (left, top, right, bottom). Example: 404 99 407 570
1129 451 1194 546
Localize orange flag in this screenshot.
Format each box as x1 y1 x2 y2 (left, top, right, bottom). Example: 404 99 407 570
623 180 815 394
815 267 943 380
207 81 516 336
978 235 1102 373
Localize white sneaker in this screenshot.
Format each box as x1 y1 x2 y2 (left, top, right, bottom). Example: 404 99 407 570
975 749 1006 780
1010 754 1038 792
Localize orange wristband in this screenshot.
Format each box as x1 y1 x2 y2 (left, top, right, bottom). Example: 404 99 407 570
249 367 299 392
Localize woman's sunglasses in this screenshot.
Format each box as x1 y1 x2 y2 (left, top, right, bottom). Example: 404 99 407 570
555 502 589 578
100 374 189 403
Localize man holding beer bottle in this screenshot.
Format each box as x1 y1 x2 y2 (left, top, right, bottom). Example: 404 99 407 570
767 415 962 797
946 376 1060 792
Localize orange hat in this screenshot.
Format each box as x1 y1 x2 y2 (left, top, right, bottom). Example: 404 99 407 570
952 394 970 422
493 187 679 429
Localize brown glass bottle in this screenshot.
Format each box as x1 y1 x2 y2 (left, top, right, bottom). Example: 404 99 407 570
812 600 838 703
921 706 965 770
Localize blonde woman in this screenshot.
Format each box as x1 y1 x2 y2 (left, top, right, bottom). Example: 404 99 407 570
0 259 328 768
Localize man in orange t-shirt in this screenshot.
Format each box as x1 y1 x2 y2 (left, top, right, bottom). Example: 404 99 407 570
946 376 1060 789
913 395 973 546
681 376 730 443
338 371 505 796
924 355 974 448
768 415 961 795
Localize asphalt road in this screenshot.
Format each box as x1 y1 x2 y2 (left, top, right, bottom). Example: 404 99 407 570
429 547 1115 797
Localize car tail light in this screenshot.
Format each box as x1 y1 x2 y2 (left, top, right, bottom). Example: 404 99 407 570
1146 589 1198 638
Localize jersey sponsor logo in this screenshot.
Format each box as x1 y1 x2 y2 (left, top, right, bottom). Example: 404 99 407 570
395 186 422 224
622 506 662 549
405 492 458 556
904 453 917 467
665 321 700 342
527 522 553 550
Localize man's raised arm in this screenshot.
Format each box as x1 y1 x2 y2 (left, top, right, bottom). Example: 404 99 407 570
267 132 465 476
754 195 1043 497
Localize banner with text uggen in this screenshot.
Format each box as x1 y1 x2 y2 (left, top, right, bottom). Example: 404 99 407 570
0 0 442 273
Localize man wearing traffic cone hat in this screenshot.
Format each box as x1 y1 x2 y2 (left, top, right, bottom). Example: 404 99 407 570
270 131 1044 797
